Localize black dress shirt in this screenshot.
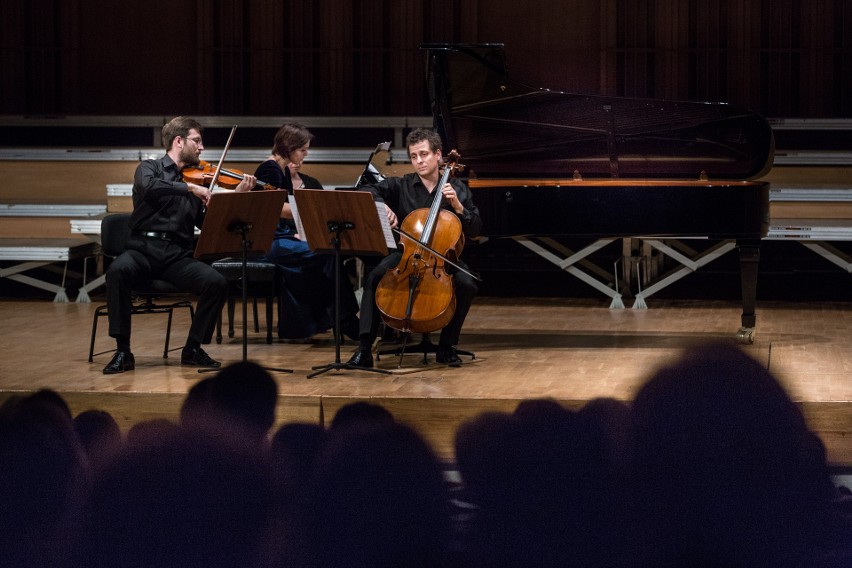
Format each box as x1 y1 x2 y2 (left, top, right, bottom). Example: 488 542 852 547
129 155 204 242
363 173 483 239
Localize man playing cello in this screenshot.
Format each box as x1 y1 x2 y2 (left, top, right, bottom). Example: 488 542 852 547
348 128 482 368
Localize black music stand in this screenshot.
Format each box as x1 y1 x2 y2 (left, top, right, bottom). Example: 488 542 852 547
194 190 291 374
294 189 391 378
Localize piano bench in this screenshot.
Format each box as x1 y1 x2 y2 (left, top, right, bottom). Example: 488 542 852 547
212 257 278 344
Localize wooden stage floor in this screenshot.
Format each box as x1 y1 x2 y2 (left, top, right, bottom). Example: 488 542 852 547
2 295 852 465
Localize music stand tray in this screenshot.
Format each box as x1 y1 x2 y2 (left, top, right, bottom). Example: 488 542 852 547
294 189 391 378
195 191 284 259
194 190 291 373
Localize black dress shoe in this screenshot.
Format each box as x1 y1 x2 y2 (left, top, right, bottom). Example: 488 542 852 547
346 349 374 368
436 347 463 367
103 351 135 374
181 347 221 368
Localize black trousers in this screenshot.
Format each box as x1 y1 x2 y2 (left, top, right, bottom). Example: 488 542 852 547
105 236 228 346
357 250 478 347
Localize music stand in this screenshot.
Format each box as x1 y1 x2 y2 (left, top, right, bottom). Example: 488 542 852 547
294 189 391 378
194 189 291 374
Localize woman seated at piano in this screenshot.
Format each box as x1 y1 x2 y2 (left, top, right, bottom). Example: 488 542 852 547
253 123 360 342
347 128 483 368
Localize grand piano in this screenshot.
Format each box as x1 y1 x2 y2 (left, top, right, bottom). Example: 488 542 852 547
422 43 774 343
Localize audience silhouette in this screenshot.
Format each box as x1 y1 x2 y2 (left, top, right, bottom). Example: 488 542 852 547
453 397 634 567
328 400 396 432
0 391 87 568
2 342 852 567
72 408 122 472
72 424 274 568
270 421 327 493
630 341 852 567
299 417 453 568
180 361 279 446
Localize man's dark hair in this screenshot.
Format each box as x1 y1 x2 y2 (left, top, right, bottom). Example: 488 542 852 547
405 128 442 154
161 116 203 150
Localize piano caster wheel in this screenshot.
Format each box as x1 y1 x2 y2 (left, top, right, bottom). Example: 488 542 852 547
736 327 755 345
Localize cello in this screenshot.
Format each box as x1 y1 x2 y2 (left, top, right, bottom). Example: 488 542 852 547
374 150 466 334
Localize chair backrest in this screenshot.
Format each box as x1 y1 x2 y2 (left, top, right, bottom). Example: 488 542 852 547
101 213 133 258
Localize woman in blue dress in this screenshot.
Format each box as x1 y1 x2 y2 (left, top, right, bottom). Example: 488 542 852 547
254 123 359 341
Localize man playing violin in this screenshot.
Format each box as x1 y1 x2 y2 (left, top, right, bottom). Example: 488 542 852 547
102 116 257 374
348 128 483 368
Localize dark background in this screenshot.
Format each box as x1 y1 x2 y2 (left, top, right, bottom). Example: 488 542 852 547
2 0 850 119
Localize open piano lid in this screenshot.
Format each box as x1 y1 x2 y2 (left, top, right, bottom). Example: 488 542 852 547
423 43 774 181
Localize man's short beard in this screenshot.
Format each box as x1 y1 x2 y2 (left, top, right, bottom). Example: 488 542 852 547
181 147 200 166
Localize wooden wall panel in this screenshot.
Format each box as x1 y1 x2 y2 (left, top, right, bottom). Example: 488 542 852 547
1 0 79 114
0 0 850 118
246 0 285 116
351 0 389 115
72 0 195 114
0 161 137 204
724 0 763 110
285 0 319 115
800 0 837 116
387 0 423 116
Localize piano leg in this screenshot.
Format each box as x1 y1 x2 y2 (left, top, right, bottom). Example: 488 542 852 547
736 239 760 344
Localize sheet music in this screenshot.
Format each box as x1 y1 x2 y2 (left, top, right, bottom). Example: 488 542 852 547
289 195 307 241
376 200 397 249
292 190 396 249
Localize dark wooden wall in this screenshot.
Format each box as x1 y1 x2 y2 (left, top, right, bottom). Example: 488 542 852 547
2 0 851 118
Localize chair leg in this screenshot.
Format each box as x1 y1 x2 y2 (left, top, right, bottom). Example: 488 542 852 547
89 306 104 362
88 300 192 362
227 298 236 338
252 297 260 332
265 294 273 344
163 308 174 358
216 311 223 344
169 301 194 354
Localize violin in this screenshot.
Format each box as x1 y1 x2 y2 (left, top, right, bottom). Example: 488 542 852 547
182 160 279 190
374 150 465 334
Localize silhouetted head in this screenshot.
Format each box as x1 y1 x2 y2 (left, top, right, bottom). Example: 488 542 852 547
329 401 394 432
73 409 122 471
75 425 274 568
182 362 278 445
0 392 87 567
631 341 837 566
306 421 451 567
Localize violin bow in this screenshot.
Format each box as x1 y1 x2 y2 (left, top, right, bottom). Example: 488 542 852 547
207 125 237 191
393 227 483 282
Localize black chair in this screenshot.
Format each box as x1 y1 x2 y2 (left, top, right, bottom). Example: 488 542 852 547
212 256 278 344
88 214 195 362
